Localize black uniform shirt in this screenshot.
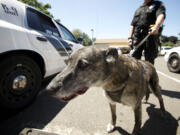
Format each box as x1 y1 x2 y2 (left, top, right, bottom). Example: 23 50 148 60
131 0 166 28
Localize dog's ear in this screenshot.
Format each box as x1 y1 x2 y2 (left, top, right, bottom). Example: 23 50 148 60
105 48 118 63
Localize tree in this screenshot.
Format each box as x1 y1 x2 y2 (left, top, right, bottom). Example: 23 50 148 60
18 0 60 21
72 29 83 39
82 32 92 46
160 35 179 47
72 29 92 46
168 36 178 44
55 19 60 23
161 41 174 47
160 35 168 43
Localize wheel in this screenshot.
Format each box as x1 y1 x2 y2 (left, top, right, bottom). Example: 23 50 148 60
0 55 42 109
167 53 180 73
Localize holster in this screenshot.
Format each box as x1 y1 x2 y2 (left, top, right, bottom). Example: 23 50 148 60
133 26 149 47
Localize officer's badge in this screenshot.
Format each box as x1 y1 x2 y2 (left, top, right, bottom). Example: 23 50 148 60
149 4 156 10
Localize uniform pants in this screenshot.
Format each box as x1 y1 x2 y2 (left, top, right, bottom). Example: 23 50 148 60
132 34 159 65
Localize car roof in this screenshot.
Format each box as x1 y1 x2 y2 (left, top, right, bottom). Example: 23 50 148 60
162 46 172 48
168 46 180 54
25 5 53 19
13 0 53 20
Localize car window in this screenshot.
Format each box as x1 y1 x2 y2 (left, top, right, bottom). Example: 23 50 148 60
27 8 60 37
58 24 77 42
27 8 44 32
40 15 60 37
164 48 172 50
161 47 172 50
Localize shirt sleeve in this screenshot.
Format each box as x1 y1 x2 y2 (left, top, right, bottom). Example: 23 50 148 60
156 2 166 19
131 9 140 26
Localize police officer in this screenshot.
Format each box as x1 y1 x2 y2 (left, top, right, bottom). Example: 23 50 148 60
128 0 166 64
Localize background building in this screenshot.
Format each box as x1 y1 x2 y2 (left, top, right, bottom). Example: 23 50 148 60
94 38 131 54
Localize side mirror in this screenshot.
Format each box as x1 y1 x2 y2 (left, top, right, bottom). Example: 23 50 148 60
77 37 83 43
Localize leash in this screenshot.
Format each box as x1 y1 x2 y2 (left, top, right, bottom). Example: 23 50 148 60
129 33 151 56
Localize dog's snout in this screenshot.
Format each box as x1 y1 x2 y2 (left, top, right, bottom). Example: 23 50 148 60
62 72 73 85
46 81 63 94
58 76 64 82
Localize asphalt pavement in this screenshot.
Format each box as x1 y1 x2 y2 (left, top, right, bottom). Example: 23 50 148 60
0 56 180 135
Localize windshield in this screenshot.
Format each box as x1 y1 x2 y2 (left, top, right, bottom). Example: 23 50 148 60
57 23 77 43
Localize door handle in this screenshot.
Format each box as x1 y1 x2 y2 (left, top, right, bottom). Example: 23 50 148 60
69 44 73 47
36 36 47 42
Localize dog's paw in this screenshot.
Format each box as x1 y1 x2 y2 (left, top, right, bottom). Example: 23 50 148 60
107 123 115 133
132 129 142 135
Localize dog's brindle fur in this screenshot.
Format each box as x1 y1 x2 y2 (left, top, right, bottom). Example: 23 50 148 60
46 46 165 135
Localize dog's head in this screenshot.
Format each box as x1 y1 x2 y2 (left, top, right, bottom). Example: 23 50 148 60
46 46 119 101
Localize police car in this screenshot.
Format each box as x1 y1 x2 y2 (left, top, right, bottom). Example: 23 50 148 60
0 0 83 109
164 46 180 73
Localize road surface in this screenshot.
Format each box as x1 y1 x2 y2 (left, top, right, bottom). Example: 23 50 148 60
0 56 180 135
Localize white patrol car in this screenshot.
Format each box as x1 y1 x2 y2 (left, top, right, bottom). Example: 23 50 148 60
0 0 83 109
164 46 180 73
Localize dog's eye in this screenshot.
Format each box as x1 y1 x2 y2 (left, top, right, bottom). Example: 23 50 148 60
78 59 89 70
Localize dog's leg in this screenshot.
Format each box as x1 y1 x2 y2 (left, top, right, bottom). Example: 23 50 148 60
145 86 150 102
149 71 166 115
151 84 166 115
107 103 116 133
149 78 166 114
132 103 142 135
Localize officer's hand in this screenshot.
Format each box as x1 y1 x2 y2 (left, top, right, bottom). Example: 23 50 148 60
128 38 133 49
128 38 133 46
149 26 159 35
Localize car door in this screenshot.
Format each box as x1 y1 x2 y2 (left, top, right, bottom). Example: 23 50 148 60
26 7 72 75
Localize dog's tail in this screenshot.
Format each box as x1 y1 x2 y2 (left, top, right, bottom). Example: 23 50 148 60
149 66 166 112
149 66 161 94
144 61 160 102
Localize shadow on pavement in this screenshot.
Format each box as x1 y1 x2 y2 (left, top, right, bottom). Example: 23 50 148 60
0 90 67 135
0 74 56 122
114 126 131 135
141 104 179 135
178 117 180 121
114 103 178 135
161 89 180 99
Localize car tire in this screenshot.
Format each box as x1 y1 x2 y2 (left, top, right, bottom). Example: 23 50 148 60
167 53 180 73
0 55 42 110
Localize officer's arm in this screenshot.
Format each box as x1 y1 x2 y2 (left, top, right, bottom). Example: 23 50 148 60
129 26 134 39
150 2 166 34
129 8 139 45
128 26 134 45
150 14 165 34
155 14 165 30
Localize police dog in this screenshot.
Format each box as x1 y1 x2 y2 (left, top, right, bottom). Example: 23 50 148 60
46 46 165 135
